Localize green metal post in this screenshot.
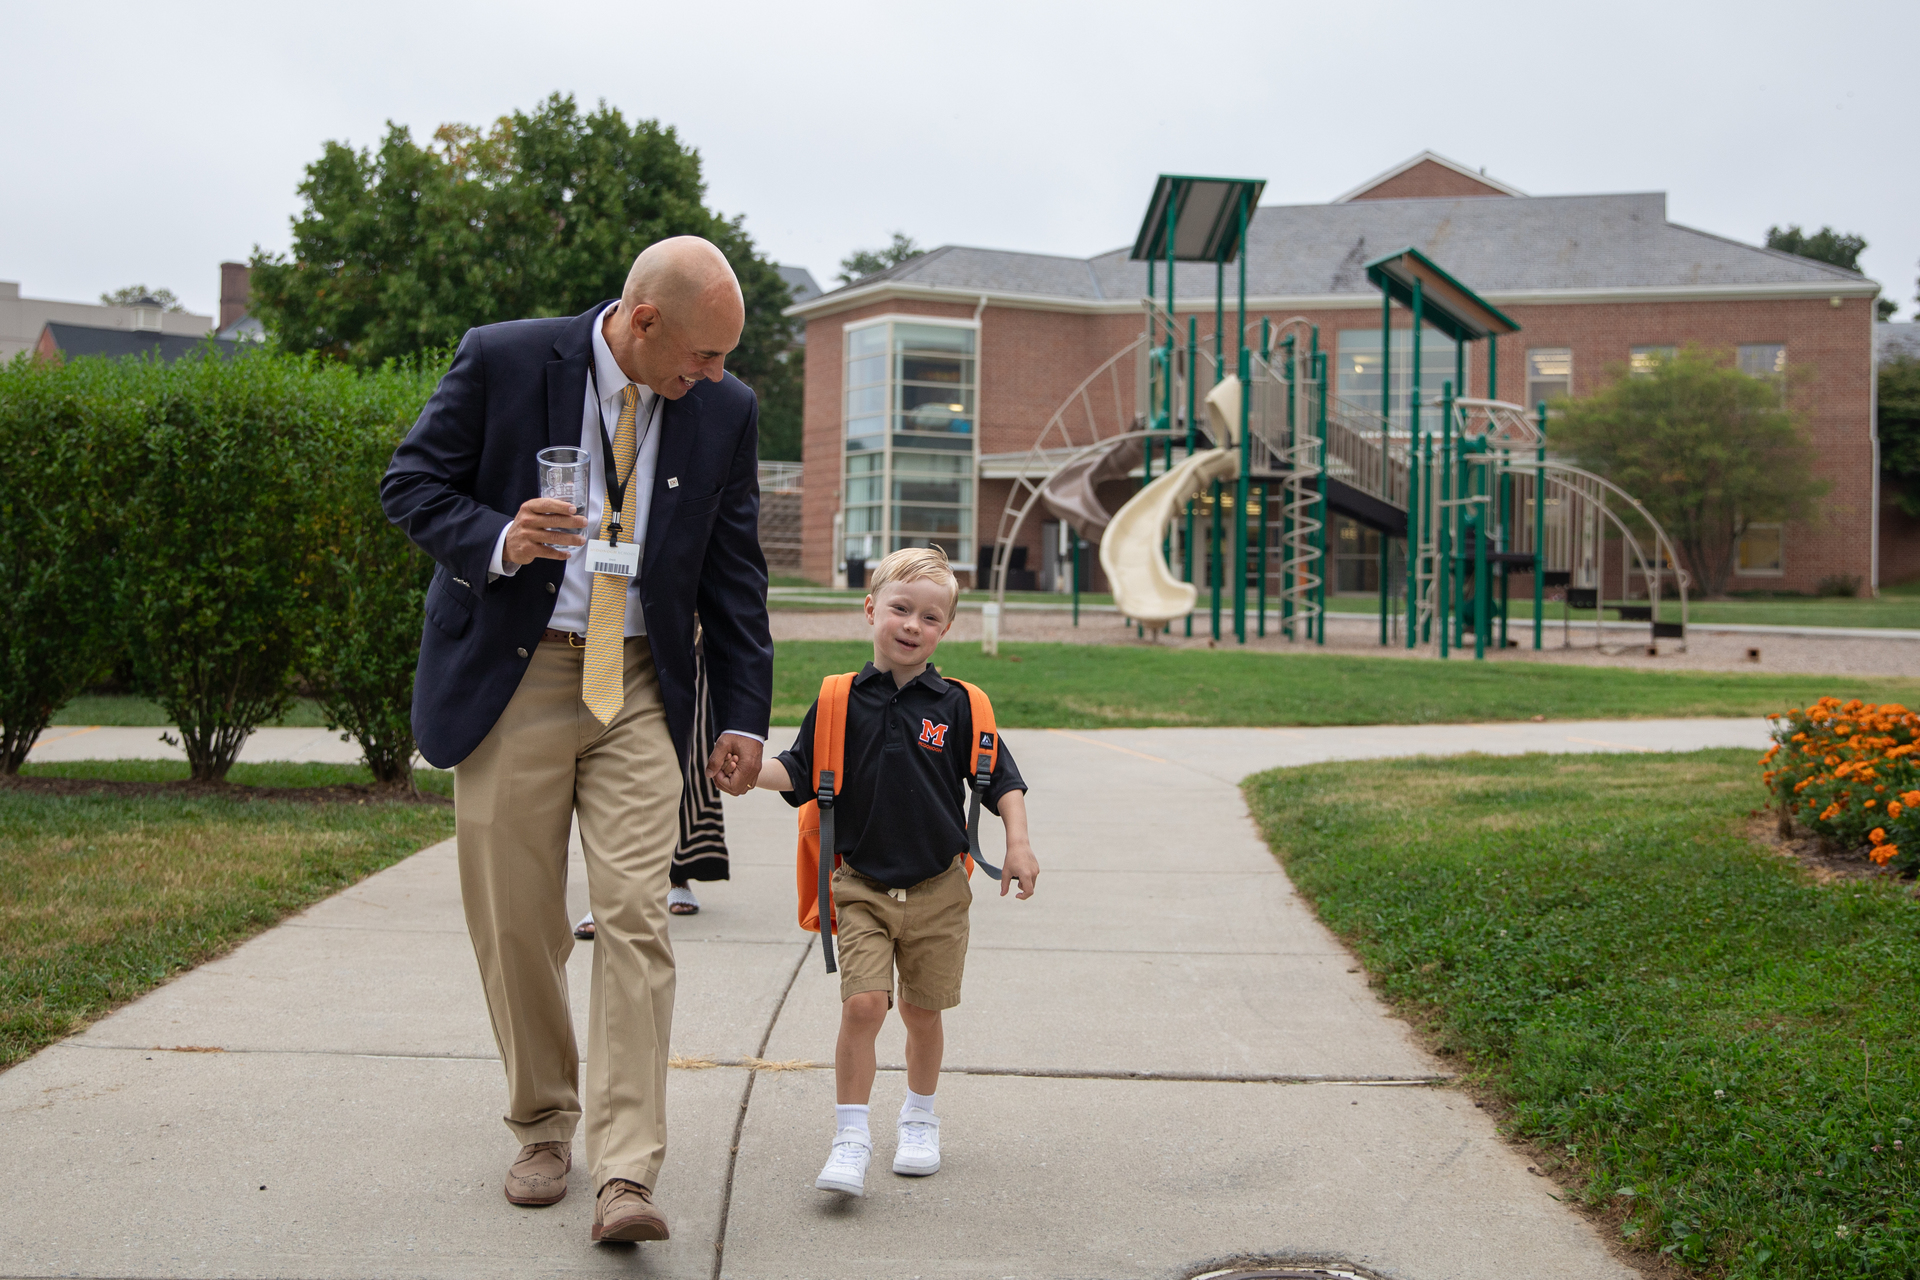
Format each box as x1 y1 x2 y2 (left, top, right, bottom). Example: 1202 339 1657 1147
1233 189 1250 644
1498 467 1511 651
1411 280 1424 644
1071 531 1081 626
1379 527 1389 645
1257 482 1268 637
1214 260 1224 384
1185 316 1197 637
1474 457 1488 660
1313 345 1328 644
1487 334 1498 402
1210 482 1223 640
1533 405 1546 650
1282 335 1296 639
1439 378 1452 660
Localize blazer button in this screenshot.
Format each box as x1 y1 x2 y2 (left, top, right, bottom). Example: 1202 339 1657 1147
546 582 557 594
516 647 529 658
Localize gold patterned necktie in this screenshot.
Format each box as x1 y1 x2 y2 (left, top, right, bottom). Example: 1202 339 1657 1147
582 384 639 725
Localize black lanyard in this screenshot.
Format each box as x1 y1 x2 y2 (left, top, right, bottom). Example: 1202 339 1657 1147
585 358 663 545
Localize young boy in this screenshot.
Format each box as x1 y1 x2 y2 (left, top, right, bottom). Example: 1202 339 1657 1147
753 545 1039 1196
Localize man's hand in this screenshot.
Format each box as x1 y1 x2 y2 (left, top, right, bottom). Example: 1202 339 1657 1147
706 732 764 797
502 497 587 567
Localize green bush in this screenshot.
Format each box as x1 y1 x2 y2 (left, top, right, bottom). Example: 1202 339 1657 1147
298 356 443 785
0 356 139 772
0 349 437 783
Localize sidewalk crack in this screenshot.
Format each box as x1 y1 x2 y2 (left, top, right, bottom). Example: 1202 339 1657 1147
711 939 810 1280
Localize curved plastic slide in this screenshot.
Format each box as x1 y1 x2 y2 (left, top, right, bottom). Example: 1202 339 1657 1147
1041 434 1142 543
1099 377 1244 628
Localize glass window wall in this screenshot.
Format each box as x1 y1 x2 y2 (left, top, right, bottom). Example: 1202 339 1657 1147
1524 348 1572 411
1336 329 1463 428
843 320 977 567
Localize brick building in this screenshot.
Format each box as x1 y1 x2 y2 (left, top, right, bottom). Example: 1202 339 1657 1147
787 153 1893 595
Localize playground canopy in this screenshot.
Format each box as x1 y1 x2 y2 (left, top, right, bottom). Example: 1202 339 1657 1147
1130 176 1266 263
1363 247 1521 342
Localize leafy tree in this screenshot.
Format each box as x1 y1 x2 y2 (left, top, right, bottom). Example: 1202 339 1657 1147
1881 356 1920 518
0 355 137 773
838 233 922 285
248 93 796 446
1549 347 1826 597
99 285 183 311
1765 224 1867 272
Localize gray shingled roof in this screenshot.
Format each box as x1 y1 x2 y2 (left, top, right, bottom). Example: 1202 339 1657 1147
1878 322 1920 365
806 192 1871 306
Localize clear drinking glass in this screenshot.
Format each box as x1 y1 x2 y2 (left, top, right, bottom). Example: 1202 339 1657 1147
535 445 590 557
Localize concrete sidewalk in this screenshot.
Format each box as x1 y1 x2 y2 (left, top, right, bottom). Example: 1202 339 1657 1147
1 719 1766 1279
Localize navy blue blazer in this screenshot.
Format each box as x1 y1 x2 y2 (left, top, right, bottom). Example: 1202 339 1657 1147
380 302 774 769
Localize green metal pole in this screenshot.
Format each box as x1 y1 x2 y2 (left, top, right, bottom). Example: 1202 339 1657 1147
1474 458 1488 660
1533 405 1546 650
1210 482 1223 640
1233 189 1249 644
1071 531 1081 626
1439 377 1452 660
1185 316 1197 637
1498 467 1511 651
1257 482 1268 637
1411 280 1425 644
1487 334 1498 403
1214 260 1224 384
1282 335 1296 639
1314 345 1328 645
1379 526 1389 645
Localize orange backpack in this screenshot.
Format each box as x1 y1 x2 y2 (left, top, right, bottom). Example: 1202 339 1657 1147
795 672 1001 973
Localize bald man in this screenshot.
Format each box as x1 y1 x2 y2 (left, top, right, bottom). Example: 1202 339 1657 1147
381 236 774 1245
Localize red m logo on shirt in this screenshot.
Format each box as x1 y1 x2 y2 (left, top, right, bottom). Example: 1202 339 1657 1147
918 720 949 749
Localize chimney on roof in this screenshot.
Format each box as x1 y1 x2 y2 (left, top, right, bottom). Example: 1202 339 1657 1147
132 295 164 331
219 262 251 330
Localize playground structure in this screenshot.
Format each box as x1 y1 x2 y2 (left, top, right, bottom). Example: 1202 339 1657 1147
984 174 1690 658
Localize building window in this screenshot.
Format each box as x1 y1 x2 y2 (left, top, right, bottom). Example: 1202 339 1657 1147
1738 343 1785 379
1736 523 1784 576
1336 328 1462 427
1525 348 1572 410
842 317 977 569
1629 345 1676 377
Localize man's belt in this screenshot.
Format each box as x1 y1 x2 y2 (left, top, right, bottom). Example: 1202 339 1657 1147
541 628 587 646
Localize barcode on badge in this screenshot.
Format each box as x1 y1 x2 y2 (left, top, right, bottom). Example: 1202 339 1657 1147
592 559 631 576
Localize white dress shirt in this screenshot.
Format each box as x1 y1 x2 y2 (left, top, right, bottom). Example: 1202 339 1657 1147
491 305 660 637
489 305 764 746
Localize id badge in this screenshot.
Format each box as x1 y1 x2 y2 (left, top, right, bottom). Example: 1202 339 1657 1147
586 539 640 579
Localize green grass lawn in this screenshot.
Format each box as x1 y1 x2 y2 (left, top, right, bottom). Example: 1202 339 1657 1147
770 641 1920 728
50 694 331 727
1244 750 1918 1279
0 761 453 1069
1322 592 1920 631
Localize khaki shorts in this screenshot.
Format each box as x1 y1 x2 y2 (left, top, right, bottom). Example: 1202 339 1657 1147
831 856 972 1011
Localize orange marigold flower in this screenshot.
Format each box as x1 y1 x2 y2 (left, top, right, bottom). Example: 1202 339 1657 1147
1820 804 1842 821
1869 827 1886 844
1825 755 1841 766
1903 791 1920 806
1865 800 1878 808
1869 843 1898 866
1889 801 1905 819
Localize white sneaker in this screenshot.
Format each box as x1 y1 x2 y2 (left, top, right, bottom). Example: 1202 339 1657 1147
815 1129 871 1196
893 1108 941 1175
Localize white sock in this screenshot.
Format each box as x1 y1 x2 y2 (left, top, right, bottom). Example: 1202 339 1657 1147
835 1103 870 1141
901 1089 936 1119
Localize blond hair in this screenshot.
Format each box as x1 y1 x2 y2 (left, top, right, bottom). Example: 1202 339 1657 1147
867 545 961 619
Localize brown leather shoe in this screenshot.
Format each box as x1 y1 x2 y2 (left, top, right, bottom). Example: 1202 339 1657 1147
592 1178 670 1242
504 1141 571 1206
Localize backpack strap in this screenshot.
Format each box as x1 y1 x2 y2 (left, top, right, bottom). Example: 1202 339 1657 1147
813 672 856 973
948 679 1002 882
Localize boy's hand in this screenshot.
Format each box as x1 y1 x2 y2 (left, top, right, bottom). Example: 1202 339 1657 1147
1000 843 1039 899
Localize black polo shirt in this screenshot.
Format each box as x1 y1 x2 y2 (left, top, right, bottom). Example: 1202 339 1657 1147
777 663 1027 890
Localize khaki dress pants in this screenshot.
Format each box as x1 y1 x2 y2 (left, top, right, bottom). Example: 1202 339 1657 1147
453 636 682 1192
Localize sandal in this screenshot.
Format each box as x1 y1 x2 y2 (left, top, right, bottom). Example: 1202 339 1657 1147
667 885 700 916
573 913 595 941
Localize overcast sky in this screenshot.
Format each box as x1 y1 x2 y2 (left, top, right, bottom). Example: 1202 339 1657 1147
5 0 1915 319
